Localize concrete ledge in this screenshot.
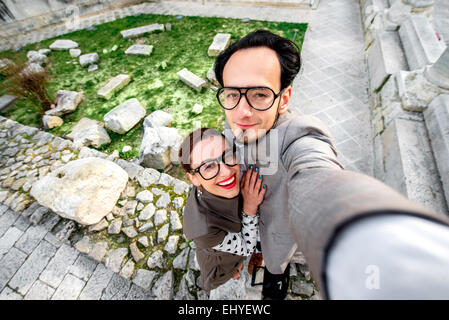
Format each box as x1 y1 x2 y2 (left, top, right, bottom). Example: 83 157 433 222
381 117 448 216
398 14 446 70
424 94 449 210
367 31 409 91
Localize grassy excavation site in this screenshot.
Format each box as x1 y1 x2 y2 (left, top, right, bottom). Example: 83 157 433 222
0 14 306 164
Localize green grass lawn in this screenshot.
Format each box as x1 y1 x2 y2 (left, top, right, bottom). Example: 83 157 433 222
0 14 307 172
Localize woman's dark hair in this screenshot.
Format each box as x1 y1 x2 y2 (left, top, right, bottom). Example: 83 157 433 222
214 29 301 91
178 127 224 173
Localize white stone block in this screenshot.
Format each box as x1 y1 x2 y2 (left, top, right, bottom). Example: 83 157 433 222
104 98 146 134
424 94 449 210
66 117 103 140
177 68 206 92
381 118 448 215
69 49 81 57
0 94 17 112
46 90 83 116
207 67 219 86
49 39 78 50
143 110 173 128
425 46 449 89
79 53 99 67
27 50 47 65
362 0 386 18
164 235 179 254
88 64 98 72
398 14 446 70
139 126 182 170
192 103 203 114
97 74 130 100
208 33 231 56
367 31 409 91
125 44 153 55
73 124 111 148
120 24 164 38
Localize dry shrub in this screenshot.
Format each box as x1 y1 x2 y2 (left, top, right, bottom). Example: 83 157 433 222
1 59 53 113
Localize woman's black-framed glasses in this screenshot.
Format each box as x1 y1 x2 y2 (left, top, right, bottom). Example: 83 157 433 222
190 148 238 180
216 86 284 111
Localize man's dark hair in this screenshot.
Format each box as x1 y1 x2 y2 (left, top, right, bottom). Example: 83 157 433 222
214 29 301 91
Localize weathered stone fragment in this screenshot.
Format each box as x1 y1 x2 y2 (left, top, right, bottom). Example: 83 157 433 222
398 15 446 70
177 68 206 92
367 31 409 91
120 24 164 38
208 33 231 56
49 39 78 50
104 98 146 134
424 94 449 210
97 74 130 100
30 157 128 225
125 44 153 55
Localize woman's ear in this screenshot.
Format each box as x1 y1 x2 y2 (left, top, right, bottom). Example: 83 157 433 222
278 86 292 115
186 172 201 187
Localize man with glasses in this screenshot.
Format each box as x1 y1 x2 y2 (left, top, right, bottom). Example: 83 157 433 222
212 30 449 299
214 29 342 299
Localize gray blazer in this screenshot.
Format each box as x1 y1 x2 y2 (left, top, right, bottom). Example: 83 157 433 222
225 109 343 274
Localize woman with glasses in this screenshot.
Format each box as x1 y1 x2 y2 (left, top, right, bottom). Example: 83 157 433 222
179 127 266 294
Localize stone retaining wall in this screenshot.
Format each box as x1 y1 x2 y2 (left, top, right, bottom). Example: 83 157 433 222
0 0 318 53
360 0 449 215
0 1 152 52
161 0 320 8
0 0 147 41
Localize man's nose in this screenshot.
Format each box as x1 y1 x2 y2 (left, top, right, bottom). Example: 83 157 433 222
235 93 253 117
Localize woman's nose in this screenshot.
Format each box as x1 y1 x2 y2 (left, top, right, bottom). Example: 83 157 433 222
219 162 233 177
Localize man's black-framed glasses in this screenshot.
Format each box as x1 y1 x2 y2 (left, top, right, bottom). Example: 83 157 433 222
191 148 238 180
217 86 284 111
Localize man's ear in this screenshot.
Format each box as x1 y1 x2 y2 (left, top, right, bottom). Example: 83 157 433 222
186 172 201 187
278 86 292 115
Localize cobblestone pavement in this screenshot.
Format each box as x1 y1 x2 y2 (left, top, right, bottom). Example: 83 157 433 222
292 0 372 174
0 0 372 299
0 204 153 300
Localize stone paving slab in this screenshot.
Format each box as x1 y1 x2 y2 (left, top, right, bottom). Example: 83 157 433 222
8 240 57 295
51 273 86 300
0 247 28 292
39 244 80 288
78 263 115 300
25 280 55 300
